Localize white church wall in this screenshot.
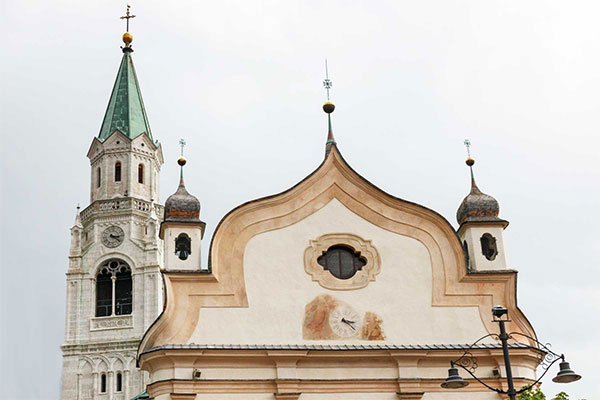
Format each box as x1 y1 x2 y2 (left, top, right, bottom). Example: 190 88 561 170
189 199 490 345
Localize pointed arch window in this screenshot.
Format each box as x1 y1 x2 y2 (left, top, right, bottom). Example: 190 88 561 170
138 164 144 184
95 260 132 317
115 162 122 182
100 373 107 393
116 372 122 392
96 167 101 188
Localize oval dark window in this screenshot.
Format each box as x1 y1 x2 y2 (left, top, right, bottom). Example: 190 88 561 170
317 245 367 280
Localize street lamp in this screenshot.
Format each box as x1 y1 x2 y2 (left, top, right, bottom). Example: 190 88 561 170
441 306 581 400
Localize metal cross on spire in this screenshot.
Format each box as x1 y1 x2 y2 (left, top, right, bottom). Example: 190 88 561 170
179 138 186 157
463 138 476 180
120 4 136 32
464 139 472 157
323 59 332 101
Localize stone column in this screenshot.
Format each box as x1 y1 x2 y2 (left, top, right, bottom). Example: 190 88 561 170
124 370 130 399
108 371 114 400
92 372 98 400
111 275 117 316
76 372 82 400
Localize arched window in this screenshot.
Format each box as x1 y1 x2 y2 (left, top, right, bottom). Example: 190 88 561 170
317 245 366 280
480 233 498 261
175 233 191 260
96 167 101 188
115 162 121 182
116 372 122 392
100 373 107 393
95 260 132 317
138 164 144 184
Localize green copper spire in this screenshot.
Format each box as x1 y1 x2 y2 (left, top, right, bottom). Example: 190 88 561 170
98 49 152 141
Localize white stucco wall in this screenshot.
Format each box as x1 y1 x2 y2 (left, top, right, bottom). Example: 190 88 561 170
189 199 489 345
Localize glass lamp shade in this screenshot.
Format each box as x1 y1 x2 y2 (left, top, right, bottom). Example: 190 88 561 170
441 367 469 389
552 361 582 383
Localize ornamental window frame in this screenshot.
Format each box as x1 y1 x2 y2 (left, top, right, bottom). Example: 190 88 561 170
304 233 381 290
95 259 133 317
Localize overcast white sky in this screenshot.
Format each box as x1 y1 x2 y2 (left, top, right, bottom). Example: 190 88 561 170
1 1 599 399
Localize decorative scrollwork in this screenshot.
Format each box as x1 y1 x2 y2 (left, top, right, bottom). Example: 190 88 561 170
455 351 478 372
537 342 560 369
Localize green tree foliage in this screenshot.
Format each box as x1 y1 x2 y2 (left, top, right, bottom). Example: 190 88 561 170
518 387 573 400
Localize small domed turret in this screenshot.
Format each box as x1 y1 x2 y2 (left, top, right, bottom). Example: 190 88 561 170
163 158 200 223
164 182 200 222
160 154 206 271
456 158 501 225
456 182 500 225
457 143 509 272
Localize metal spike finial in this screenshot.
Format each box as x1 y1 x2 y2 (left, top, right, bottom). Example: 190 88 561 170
323 60 336 158
177 139 187 181
120 4 136 32
464 139 472 157
323 59 332 101
463 138 476 181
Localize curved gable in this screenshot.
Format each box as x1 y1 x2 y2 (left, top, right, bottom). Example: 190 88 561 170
139 145 535 353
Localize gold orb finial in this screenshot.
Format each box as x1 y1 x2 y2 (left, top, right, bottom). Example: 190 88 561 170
323 101 335 114
466 157 475 166
177 157 187 166
122 32 133 45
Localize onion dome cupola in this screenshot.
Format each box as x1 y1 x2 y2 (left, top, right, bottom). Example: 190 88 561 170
456 141 509 273
456 157 502 225
163 157 202 223
160 147 206 272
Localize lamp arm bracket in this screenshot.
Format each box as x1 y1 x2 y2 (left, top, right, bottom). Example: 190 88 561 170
452 333 500 373
508 332 561 358
454 362 506 394
514 356 563 394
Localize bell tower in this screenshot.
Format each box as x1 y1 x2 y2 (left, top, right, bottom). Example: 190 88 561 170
61 8 164 400
456 140 510 272
160 151 206 272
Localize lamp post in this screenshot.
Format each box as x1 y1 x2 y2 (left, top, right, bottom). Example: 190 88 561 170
441 306 581 400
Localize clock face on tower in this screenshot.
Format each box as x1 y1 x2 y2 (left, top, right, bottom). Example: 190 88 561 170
329 304 362 338
102 225 125 248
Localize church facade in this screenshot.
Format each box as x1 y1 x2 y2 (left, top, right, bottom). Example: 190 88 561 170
63 20 544 400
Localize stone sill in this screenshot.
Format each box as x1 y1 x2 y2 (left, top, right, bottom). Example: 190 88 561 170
90 314 133 331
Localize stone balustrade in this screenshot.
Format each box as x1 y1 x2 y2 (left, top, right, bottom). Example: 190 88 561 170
81 198 163 222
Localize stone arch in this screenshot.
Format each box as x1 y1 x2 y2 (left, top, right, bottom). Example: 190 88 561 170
95 356 110 373
125 355 137 370
111 355 125 371
79 355 94 371
93 252 138 276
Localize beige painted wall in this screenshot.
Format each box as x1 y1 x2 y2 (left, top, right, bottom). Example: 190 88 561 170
189 199 490 345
